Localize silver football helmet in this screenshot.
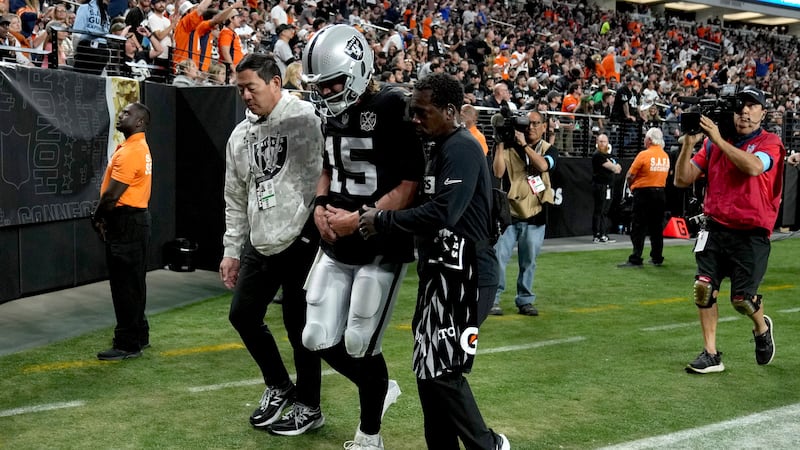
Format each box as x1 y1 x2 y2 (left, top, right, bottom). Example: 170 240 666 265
302 24 374 117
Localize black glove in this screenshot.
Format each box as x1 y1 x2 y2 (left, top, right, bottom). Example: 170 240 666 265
358 206 381 239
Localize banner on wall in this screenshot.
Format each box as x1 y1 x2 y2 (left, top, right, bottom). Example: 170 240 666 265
0 65 139 227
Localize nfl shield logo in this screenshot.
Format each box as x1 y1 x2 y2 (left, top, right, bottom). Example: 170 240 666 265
360 111 376 132
1 126 32 190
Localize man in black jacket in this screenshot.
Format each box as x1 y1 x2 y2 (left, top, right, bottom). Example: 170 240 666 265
360 73 509 450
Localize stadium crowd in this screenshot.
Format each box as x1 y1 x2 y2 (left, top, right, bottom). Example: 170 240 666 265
1 0 799 151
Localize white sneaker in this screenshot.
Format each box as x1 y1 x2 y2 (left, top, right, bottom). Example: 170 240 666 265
496 432 510 450
343 428 384 450
381 379 401 419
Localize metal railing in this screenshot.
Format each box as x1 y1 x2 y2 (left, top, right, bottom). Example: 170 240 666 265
474 107 796 158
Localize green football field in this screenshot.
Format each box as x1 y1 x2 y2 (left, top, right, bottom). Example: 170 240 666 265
2 238 799 449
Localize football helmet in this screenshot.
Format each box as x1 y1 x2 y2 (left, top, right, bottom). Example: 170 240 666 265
302 24 374 117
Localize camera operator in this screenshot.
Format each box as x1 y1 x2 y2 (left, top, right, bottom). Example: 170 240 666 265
490 110 558 317
674 86 784 374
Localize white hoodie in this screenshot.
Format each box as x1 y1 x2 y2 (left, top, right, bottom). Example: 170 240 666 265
223 94 323 258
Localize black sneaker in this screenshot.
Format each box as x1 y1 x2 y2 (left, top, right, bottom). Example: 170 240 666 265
518 304 539 316
268 402 325 436
754 315 775 365
648 259 663 267
489 305 504 316
617 261 643 268
97 348 142 361
250 384 295 428
686 350 725 374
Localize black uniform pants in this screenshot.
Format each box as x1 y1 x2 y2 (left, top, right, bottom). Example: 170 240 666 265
228 229 322 408
105 208 150 351
592 183 612 237
628 187 666 264
417 373 496 450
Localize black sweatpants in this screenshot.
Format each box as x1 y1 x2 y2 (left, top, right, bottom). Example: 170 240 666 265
229 230 321 408
592 183 612 237
628 187 666 265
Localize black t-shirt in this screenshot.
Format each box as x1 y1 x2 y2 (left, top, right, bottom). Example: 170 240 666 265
610 85 632 121
388 127 499 287
321 85 425 265
591 150 616 185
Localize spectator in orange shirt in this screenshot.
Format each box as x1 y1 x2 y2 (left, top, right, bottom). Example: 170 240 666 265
173 0 241 71
421 10 432 39
493 44 510 79
601 46 621 83
461 104 489 155
219 8 246 70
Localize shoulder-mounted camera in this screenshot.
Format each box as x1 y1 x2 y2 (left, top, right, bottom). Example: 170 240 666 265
490 105 530 146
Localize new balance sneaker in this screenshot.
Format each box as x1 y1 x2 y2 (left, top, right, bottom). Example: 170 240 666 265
97 348 142 361
250 384 295 428
268 402 325 436
685 349 724 374
754 315 775 365
343 428 384 450
381 379 401 419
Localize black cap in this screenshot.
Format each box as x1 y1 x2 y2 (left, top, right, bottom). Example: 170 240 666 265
0 18 10 26
738 86 766 107
276 23 294 34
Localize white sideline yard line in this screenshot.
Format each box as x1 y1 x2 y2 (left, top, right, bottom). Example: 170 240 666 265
644 308 799 332
187 337 585 393
597 402 800 450
188 369 338 393
641 316 738 332
0 400 86 418
479 336 586 354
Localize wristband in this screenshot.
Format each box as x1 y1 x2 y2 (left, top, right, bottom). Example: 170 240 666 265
358 203 376 216
376 210 385 230
313 195 328 208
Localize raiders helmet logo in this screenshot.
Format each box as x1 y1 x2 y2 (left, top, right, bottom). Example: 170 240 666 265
344 36 364 61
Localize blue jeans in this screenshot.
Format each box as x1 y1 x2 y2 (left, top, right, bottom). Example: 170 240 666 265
493 221 545 308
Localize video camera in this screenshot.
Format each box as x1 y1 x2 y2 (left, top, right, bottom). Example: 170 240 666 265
491 105 530 146
679 84 740 140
